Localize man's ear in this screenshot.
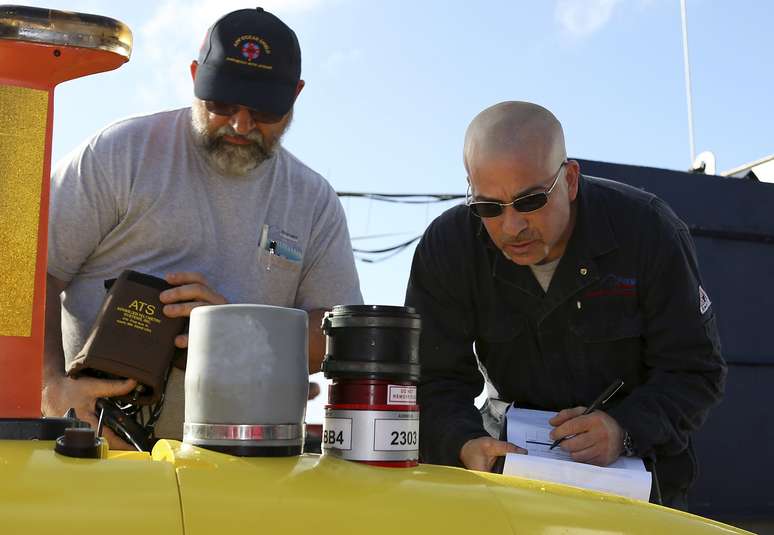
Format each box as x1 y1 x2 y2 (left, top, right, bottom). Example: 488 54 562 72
565 159 581 202
190 60 199 82
294 79 305 98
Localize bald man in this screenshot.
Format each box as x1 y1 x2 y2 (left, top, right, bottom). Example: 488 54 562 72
405 101 726 506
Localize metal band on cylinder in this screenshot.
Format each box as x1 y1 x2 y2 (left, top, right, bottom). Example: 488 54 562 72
184 423 302 442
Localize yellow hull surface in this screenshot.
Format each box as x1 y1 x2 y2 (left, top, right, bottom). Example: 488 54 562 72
0 439 752 534
1 440 180 534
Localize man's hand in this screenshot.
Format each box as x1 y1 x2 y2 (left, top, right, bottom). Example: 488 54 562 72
42 375 137 450
307 309 327 373
459 436 526 472
161 271 228 348
548 407 624 466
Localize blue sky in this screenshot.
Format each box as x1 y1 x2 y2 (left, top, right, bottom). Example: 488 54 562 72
20 0 773 417
32 0 772 306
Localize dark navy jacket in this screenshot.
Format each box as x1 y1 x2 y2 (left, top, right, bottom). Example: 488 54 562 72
405 175 726 504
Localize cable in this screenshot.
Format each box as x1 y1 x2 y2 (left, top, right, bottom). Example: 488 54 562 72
338 191 464 203
339 190 464 262
354 235 422 263
351 232 414 241
352 234 422 255
359 247 411 263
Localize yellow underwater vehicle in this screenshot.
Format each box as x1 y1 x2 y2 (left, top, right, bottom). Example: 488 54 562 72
0 5 755 534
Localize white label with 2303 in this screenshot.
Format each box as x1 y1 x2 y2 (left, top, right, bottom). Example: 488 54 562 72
373 419 419 451
323 408 419 462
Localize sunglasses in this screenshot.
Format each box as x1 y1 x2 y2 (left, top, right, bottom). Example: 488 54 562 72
466 161 567 218
204 100 285 124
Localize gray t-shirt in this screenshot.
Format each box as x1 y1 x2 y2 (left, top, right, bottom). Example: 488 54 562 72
529 257 561 293
48 107 362 438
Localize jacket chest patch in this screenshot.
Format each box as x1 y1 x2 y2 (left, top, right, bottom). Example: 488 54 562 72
584 275 637 299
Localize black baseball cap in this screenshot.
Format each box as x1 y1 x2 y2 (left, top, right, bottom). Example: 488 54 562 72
194 8 301 116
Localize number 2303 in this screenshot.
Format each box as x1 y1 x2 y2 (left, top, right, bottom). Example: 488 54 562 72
390 430 417 446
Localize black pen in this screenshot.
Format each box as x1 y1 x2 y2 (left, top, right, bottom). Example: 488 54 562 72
548 378 624 450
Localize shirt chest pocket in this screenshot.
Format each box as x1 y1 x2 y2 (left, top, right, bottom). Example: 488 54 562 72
476 313 533 388
479 313 528 343
572 313 644 342
256 247 303 307
569 311 646 383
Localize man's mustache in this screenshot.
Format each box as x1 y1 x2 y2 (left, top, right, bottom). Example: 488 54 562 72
214 125 264 146
502 231 538 246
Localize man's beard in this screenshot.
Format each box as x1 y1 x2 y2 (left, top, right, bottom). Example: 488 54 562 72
190 100 292 176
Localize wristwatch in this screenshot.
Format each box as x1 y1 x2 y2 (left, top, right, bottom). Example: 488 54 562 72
622 430 636 457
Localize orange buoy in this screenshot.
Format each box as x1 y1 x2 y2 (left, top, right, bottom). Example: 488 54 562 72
0 5 132 416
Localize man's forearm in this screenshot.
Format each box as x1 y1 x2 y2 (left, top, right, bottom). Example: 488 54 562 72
419 377 489 466
43 274 67 384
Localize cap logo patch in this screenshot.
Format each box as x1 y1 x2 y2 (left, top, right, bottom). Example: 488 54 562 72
241 41 261 61
226 35 273 70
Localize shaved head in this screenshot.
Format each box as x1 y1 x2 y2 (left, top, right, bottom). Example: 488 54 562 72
464 101 566 177
463 101 580 266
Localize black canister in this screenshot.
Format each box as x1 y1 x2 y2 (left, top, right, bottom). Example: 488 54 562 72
321 305 421 467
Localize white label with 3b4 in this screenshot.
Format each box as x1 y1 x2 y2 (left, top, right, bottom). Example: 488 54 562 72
322 417 352 450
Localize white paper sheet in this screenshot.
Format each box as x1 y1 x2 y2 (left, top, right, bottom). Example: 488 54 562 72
503 407 652 501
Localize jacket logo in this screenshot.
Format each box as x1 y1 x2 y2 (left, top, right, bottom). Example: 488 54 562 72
584 275 637 298
699 285 711 314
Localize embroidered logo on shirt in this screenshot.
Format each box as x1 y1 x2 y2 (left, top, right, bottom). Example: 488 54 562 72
258 224 303 263
699 285 711 314
584 275 637 298
280 229 299 242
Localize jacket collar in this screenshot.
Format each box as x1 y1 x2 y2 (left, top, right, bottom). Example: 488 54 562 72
571 174 618 260
483 175 619 320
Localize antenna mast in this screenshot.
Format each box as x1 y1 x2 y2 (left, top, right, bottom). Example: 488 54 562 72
680 0 696 164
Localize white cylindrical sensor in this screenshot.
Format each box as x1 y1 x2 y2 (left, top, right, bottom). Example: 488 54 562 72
184 304 308 456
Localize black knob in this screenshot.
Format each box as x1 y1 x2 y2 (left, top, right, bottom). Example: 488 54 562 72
55 427 101 459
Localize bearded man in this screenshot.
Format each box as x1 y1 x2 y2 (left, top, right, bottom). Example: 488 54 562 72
42 8 362 448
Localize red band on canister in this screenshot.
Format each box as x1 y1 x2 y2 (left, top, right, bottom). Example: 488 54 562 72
321 306 421 467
